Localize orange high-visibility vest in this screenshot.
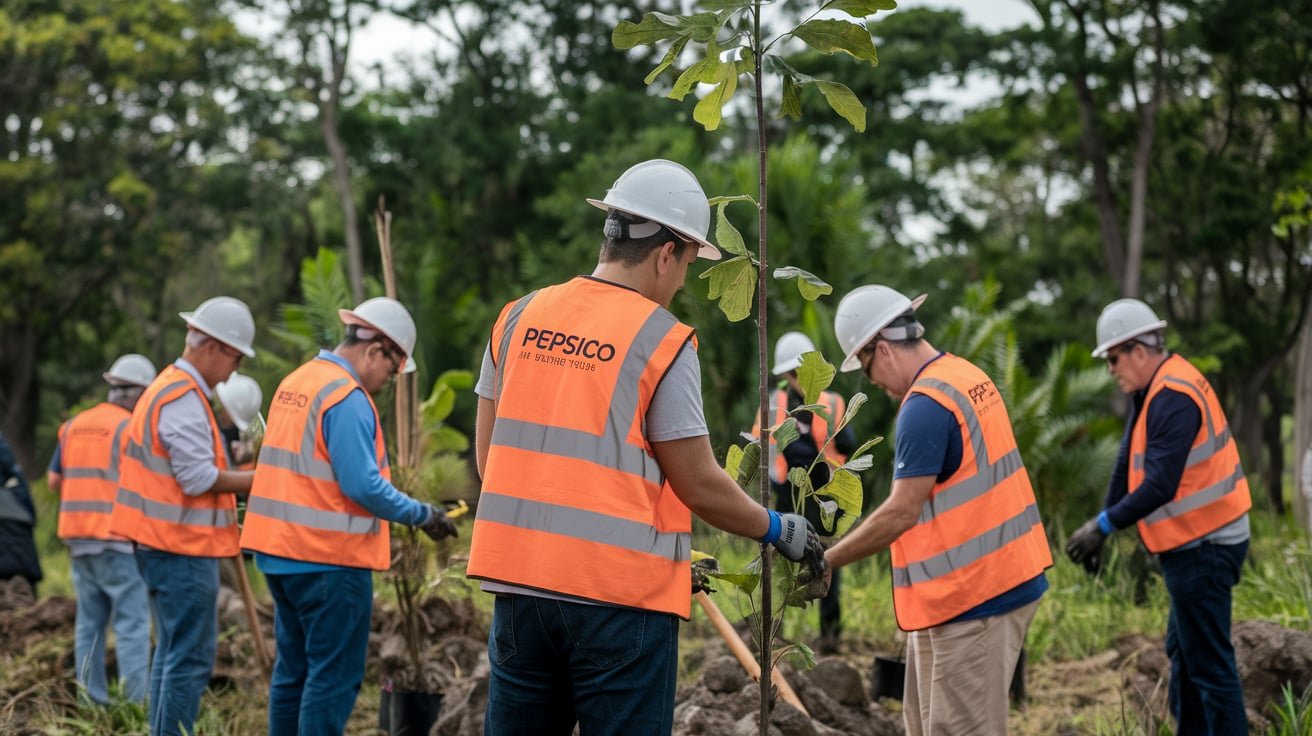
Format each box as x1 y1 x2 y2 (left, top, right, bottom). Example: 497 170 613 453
890 354 1052 631
240 358 392 570
1128 355 1250 553
55 403 132 541
109 364 238 557
467 277 697 618
751 389 848 484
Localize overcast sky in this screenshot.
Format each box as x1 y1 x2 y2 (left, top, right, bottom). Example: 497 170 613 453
345 0 1039 71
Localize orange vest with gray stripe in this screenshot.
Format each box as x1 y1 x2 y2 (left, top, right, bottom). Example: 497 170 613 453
109 365 238 557
55 403 132 541
240 359 392 570
467 277 696 618
751 389 847 485
1128 355 1250 553
891 354 1052 631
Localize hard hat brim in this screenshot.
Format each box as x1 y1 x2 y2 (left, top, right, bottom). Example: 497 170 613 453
179 312 257 358
338 308 415 373
102 372 151 388
772 358 800 376
586 198 722 261
1091 319 1168 358
839 293 928 372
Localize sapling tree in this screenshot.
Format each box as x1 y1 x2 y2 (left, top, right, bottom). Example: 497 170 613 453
612 0 895 727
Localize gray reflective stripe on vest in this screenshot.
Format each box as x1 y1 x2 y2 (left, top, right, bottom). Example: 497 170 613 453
494 291 540 402
115 487 236 528
1142 464 1246 525
255 378 352 482
912 378 1025 525
60 500 115 515
246 495 380 535
477 491 690 561
1132 375 1228 472
123 380 191 479
892 503 1042 588
61 467 114 480
491 306 681 485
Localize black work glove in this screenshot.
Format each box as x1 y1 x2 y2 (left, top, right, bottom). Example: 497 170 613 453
418 504 458 541
794 538 832 602
1065 517 1106 575
691 557 719 595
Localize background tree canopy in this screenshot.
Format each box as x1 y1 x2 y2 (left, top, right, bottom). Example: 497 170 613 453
2 0 1309 528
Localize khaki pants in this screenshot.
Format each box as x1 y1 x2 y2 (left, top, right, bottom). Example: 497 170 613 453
903 599 1039 736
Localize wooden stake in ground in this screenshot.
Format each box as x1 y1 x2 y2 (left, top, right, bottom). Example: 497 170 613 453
694 591 809 715
231 556 272 675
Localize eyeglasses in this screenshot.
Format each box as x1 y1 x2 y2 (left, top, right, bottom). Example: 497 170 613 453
1106 343 1136 368
858 338 883 373
381 345 404 375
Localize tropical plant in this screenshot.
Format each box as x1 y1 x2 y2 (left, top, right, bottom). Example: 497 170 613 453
612 1 895 726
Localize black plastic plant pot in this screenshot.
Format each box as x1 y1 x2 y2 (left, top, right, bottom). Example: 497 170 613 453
378 687 443 736
871 654 906 700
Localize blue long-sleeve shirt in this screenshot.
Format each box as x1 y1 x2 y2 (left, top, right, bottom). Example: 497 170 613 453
1100 386 1201 531
256 351 429 574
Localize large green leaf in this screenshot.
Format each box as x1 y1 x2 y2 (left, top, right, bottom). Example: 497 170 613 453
822 0 898 16
725 441 761 491
644 35 690 84
699 255 755 321
773 417 799 452
847 435 884 461
708 571 760 595
792 19 879 64
816 469 864 535
693 59 739 131
680 12 725 43
714 200 749 256
841 455 875 472
613 12 682 49
779 72 802 120
796 351 836 405
698 0 753 10
668 54 720 101
773 266 833 300
814 80 867 132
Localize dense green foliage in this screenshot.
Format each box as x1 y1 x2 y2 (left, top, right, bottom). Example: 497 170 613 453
3 1 1309 524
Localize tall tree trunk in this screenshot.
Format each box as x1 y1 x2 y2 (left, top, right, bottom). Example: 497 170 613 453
0 323 40 475
1295 312 1312 531
1263 377 1286 514
1072 75 1126 284
1122 0 1165 298
321 109 364 304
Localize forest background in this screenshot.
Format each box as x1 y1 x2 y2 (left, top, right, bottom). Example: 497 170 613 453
5 0 1311 531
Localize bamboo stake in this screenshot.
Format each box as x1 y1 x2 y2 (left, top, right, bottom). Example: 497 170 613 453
694 591 808 715
231 556 272 675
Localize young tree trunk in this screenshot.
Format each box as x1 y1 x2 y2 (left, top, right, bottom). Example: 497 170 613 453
752 5 772 732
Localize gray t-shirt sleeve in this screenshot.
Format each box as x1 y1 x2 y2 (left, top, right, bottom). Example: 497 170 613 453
474 343 495 400
157 392 221 496
646 343 708 442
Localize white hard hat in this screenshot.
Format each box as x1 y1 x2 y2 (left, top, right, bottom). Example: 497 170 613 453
833 285 928 372
1092 298 1168 358
772 332 817 375
103 354 157 388
585 159 721 261
215 373 263 432
338 297 418 374
180 296 257 358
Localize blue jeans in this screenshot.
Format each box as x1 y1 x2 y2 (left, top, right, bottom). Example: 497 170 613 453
135 550 219 736
71 551 151 704
1159 540 1249 736
266 569 372 736
485 595 678 736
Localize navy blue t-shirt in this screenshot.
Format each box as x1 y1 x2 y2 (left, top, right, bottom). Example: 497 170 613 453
894 356 1047 624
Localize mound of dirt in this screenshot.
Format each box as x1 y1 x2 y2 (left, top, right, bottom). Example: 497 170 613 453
1113 619 1312 730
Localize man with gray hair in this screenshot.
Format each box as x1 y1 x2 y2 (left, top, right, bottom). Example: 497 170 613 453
110 296 257 736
